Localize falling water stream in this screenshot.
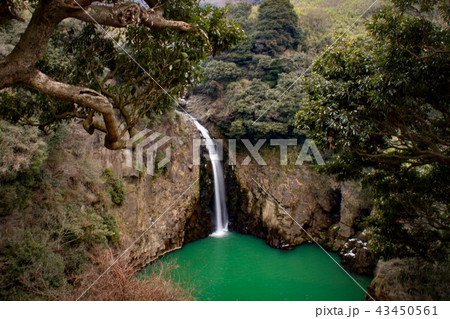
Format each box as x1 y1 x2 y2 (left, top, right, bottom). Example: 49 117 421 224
189 115 228 237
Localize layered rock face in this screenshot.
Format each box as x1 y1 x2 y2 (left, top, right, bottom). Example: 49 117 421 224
226 156 376 275
81 112 214 267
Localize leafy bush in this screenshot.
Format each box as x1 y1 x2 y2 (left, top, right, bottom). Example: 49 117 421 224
253 0 305 56
216 72 305 139
0 120 47 182
103 169 126 207
202 60 243 98
297 0 449 261
0 231 65 300
101 213 120 244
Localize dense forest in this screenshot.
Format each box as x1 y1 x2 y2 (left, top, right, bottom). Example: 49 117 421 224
0 0 448 302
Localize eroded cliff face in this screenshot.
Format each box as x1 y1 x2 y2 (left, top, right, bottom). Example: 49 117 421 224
80 112 214 267
225 155 376 276
0 112 217 299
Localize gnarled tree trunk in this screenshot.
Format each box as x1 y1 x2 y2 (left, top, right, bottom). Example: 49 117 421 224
0 0 200 149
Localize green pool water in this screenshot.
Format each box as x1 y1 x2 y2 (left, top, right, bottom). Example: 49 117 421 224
144 232 372 301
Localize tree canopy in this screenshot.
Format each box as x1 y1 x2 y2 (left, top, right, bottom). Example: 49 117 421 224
253 0 305 56
195 0 310 140
0 0 244 150
297 0 449 261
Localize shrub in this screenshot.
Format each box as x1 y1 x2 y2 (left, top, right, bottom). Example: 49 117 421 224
0 231 65 300
103 169 126 206
67 250 194 301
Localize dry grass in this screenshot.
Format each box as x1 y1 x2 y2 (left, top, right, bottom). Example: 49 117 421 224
0 120 46 182
62 249 195 301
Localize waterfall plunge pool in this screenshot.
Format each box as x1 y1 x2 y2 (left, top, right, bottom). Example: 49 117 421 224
143 232 372 301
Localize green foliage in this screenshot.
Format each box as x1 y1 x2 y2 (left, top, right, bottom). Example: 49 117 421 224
0 231 65 300
204 60 243 84
218 72 305 139
102 213 120 244
58 206 117 248
202 60 242 97
291 0 384 53
0 120 47 183
0 0 245 134
365 166 449 260
104 168 126 207
0 202 120 300
253 0 305 56
297 0 449 261
196 1 313 140
226 1 254 31
0 18 83 131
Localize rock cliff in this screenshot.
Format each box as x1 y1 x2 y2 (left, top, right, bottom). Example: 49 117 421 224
225 154 376 275
75 112 214 267
366 258 450 300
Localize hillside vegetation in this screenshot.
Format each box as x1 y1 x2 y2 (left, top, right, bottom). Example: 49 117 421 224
196 0 382 139
0 120 194 300
292 0 384 52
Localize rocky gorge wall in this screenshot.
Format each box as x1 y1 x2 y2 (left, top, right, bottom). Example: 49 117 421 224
77 112 214 267
224 155 376 276
26 105 376 281
0 112 216 299
81 106 377 275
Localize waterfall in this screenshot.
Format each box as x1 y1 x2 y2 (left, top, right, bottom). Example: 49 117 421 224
188 115 228 237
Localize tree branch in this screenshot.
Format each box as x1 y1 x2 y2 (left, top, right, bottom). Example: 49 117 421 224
70 2 195 31
70 2 143 27
0 0 211 151
24 69 126 150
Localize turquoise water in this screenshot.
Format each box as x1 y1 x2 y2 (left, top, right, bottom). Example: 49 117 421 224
145 233 372 301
